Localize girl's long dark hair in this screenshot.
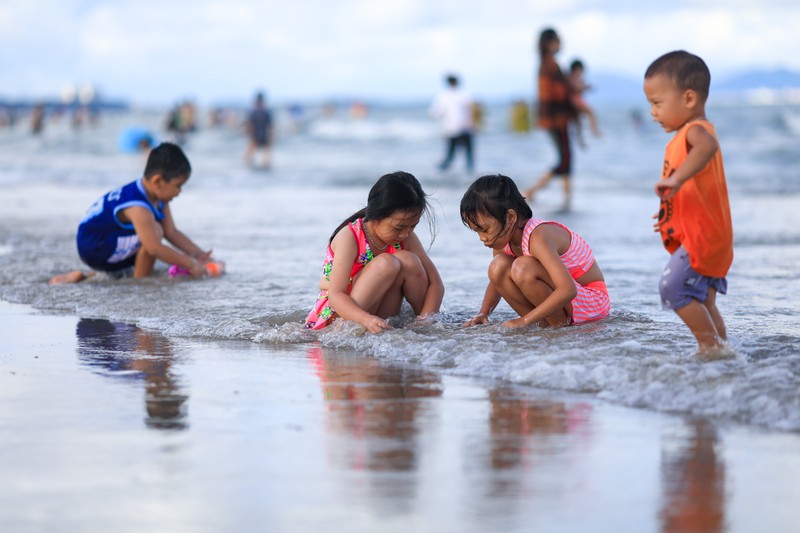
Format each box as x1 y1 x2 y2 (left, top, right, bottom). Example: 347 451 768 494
460 174 532 231
329 171 432 243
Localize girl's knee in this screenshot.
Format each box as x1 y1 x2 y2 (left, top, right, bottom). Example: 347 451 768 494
488 254 514 283
370 253 402 278
509 256 545 285
394 250 421 268
394 251 428 286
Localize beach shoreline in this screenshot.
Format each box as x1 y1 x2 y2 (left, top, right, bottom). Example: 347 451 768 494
2 299 799 533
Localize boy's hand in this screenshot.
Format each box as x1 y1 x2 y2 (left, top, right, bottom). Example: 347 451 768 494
196 249 213 263
655 176 682 199
187 258 206 278
652 211 663 232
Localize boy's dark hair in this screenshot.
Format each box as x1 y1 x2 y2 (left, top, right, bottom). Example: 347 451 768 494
144 142 191 181
645 50 711 103
570 59 584 72
446 74 459 87
330 171 430 243
460 174 532 231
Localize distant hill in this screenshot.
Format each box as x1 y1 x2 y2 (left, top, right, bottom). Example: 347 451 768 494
715 68 800 91
586 68 800 103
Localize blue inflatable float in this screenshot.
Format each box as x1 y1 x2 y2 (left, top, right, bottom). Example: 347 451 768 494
117 126 156 153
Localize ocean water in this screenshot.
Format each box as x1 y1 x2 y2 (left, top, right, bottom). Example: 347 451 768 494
1 99 799 432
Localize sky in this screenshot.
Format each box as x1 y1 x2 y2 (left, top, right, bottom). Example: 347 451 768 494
2 0 799 106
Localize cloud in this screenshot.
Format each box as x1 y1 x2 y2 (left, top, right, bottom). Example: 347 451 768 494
1 0 799 104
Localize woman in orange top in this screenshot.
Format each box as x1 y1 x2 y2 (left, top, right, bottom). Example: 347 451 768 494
523 28 576 211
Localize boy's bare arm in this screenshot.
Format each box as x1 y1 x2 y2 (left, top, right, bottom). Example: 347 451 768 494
160 205 212 260
166 229 211 260
655 124 719 199
125 206 204 273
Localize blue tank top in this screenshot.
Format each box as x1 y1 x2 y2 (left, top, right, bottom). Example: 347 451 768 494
76 178 165 271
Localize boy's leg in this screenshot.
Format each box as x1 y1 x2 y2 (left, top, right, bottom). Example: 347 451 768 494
661 247 726 351
49 270 96 285
703 288 727 341
674 300 724 351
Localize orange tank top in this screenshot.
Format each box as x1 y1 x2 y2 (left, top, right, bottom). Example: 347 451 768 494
658 120 733 277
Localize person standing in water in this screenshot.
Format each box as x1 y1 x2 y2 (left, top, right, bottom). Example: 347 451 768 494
643 50 733 357
523 28 575 211
245 91 274 169
429 74 475 173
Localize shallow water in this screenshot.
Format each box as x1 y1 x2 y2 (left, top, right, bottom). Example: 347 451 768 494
0 100 799 432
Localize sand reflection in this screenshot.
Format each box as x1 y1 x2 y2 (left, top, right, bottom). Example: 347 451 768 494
307 346 442 471
483 386 593 496
659 418 726 533
76 318 188 430
307 346 442 510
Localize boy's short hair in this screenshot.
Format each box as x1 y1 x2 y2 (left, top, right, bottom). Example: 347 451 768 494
144 142 191 181
645 50 711 103
570 59 584 72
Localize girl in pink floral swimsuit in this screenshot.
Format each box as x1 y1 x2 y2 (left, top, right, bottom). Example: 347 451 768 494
460 174 610 329
305 172 444 333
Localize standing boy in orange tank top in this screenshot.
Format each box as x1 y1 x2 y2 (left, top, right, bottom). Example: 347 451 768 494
643 51 734 358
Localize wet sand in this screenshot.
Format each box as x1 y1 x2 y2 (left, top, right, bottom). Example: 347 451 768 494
1 300 799 533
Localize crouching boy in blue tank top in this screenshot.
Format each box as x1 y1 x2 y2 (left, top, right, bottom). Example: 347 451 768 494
49 142 212 284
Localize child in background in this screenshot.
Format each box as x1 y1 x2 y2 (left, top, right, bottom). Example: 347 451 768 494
643 51 733 357
305 171 444 333
567 59 601 145
49 142 215 284
461 174 609 328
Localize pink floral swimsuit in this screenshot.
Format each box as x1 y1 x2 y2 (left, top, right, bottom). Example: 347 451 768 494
305 218 402 330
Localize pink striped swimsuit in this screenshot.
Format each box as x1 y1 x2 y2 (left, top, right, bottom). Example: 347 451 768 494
503 218 610 324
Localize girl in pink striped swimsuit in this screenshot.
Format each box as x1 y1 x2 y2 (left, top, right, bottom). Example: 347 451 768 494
461 174 609 328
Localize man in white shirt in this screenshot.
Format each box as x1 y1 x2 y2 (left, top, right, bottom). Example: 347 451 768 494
429 74 475 172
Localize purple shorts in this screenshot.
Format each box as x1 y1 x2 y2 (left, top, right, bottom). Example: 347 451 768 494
660 247 727 310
